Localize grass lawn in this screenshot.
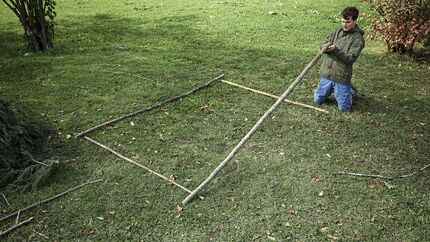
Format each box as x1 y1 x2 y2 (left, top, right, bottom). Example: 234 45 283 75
1 0 430 240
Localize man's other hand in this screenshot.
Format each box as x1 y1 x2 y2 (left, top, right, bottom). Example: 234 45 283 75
325 44 336 53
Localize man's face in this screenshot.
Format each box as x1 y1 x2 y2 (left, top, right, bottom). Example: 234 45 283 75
341 17 356 32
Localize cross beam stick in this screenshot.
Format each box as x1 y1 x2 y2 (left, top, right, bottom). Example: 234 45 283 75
182 45 329 205
221 80 329 113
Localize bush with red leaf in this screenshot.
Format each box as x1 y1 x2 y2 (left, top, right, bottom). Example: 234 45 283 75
365 0 430 53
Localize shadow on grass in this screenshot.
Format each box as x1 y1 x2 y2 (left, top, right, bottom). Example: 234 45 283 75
0 30 25 57
50 13 311 83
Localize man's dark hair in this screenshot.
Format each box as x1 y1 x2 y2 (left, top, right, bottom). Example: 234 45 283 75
341 7 359 20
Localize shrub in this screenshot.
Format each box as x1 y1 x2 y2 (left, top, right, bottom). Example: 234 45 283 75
2 0 57 51
365 0 430 53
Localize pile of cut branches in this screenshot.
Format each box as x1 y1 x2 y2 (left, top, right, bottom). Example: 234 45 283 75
0 98 57 190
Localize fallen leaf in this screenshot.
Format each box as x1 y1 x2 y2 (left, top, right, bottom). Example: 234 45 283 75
267 235 276 241
318 191 324 197
327 234 339 240
288 208 298 215
384 182 395 189
28 232 36 240
130 121 135 126
319 227 329 234
176 205 183 212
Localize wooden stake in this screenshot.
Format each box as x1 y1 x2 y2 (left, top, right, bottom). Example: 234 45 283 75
75 74 224 138
0 217 34 238
333 163 430 180
221 80 329 113
182 46 330 205
83 136 193 194
0 179 103 223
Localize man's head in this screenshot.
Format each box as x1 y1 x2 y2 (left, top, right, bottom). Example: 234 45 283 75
341 7 359 32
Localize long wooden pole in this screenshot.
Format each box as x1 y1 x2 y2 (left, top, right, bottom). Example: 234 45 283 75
182 46 329 205
220 80 329 113
76 74 224 138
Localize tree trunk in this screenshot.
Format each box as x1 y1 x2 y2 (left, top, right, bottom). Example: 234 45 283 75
2 0 54 51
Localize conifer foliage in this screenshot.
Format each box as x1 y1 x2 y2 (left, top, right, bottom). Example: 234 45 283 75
0 99 57 190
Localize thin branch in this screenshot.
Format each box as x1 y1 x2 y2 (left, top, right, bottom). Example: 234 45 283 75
32 229 49 239
0 179 103 223
15 210 20 225
83 136 193 194
23 150 48 166
333 163 430 180
109 71 149 81
75 74 224 138
0 193 11 208
0 217 34 238
2 0 20 16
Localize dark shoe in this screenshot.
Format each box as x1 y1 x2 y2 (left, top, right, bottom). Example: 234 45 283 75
351 85 357 98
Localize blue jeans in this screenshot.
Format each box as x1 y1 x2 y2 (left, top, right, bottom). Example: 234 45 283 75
314 76 353 111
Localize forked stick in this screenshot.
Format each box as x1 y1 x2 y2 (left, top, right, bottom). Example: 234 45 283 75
182 45 330 205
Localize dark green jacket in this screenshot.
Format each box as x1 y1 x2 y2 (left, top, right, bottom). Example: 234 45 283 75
319 24 365 84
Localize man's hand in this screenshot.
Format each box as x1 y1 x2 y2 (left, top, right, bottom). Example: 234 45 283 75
325 44 336 53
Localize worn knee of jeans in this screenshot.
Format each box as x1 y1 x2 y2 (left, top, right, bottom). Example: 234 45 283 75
337 94 352 111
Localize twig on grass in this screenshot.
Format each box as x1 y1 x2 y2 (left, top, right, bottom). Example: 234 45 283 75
110 71 148 80
0 178 103 223
32 229 49 239
83 136 195 195
75 74 224 138
15 211 20 225
0 193 11 208
333 163 430 180
0 217 34 238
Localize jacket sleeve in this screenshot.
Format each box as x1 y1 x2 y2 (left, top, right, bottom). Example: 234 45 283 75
320 30 337 49
330 35 365 65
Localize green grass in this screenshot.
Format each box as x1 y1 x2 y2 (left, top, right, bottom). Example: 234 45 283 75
1 0 430 241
